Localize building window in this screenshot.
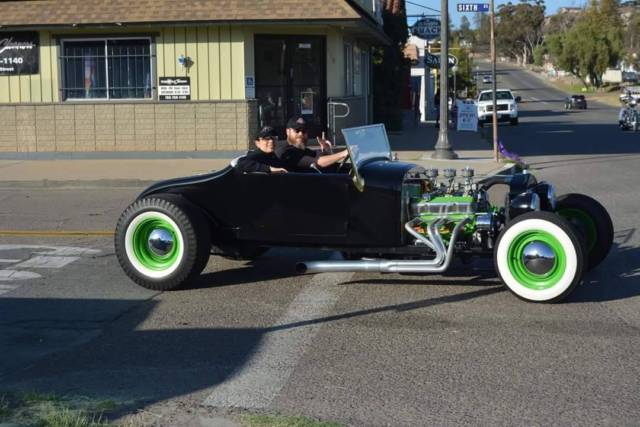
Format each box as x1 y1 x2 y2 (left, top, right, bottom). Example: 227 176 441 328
344 43 353 96
353 45 363 96
61 38 152 101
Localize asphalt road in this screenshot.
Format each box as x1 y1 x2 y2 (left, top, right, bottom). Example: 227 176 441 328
1 64 639 426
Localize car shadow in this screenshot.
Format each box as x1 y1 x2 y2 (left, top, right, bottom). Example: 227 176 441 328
569 232 640 303
1 228 637 416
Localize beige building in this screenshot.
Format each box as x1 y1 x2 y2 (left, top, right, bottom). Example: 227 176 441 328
0 0 387 154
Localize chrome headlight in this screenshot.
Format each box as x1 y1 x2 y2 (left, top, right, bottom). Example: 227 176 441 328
546 183 557 210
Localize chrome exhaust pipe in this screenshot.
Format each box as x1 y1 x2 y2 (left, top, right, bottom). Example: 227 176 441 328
297 218 470 274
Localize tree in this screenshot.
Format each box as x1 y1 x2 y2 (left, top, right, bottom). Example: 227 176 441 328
496 0 546 64
546 0 624 87
459 16 475 45
373 0 409 130
473 12 491 52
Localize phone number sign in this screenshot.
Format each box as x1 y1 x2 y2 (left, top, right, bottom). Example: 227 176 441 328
159 77 191 101
0 32 39 75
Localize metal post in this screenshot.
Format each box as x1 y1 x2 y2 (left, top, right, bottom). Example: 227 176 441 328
490 0 499 161
431 0 458 159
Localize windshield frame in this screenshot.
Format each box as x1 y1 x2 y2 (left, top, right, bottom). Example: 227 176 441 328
341 123 393 191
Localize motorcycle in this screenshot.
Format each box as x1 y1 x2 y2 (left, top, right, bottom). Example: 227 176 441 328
619 98 639 131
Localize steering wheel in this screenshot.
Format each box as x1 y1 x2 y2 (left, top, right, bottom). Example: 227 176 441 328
336 149 351 172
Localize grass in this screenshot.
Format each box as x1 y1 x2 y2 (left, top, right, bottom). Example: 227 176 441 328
241 414 344 427
0 391 128 427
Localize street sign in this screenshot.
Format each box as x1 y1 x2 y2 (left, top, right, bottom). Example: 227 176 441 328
456 3 490 12
425 53 458 69
411 17 441 40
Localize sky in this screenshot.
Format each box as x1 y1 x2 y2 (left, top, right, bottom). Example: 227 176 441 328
406 0 587 28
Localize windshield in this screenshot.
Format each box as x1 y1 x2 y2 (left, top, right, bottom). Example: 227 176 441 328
341 124 392 190
479 91 514 101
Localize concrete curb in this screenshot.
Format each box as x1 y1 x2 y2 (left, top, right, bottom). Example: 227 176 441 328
0 150 244 161
0 179 154 189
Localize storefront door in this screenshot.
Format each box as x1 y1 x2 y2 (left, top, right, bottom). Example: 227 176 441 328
255 35 326 138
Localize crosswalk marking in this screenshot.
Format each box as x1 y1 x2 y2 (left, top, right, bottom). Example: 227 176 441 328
0 270 42 282
205 270 353 409
15 256 80 269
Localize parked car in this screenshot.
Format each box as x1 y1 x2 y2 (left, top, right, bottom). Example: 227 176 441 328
482 75 492 84
476 89 521 126
114 124 613 303
564 94 587 110
622 71 639 83
619 86 640 103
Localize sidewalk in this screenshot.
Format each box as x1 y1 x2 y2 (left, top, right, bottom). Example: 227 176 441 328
0 115 503 187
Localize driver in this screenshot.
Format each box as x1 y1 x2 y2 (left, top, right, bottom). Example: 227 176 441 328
275 117 349 172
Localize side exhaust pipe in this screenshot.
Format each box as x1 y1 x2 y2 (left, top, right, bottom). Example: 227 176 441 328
296 218 470 274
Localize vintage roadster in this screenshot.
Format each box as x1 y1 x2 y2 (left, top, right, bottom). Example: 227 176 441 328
115 124 613 303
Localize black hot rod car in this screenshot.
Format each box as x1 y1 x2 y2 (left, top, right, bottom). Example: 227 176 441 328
115 124 613 303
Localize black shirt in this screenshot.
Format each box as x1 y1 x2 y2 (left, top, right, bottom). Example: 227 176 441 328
275 140 319 171
235 150 283 173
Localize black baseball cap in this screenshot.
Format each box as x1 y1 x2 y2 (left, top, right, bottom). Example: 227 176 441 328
286 116 307 132
256 126 277 139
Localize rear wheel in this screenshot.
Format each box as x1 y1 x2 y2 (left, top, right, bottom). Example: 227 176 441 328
495 211 586 303
115 196 211 290
556 193 613 270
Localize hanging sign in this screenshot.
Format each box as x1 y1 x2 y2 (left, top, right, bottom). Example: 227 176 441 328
411 18 441 40
425 53 458 69
159 77 191 100
0 32 39 75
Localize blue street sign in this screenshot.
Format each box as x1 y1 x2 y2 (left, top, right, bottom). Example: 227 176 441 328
457 3 490 12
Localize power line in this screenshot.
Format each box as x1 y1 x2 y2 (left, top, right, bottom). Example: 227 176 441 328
405 0 440 13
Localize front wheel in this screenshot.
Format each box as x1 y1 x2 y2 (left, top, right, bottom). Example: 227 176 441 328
115 196 211 291
510 117 519 125
494 211 586 303
556 193 613 270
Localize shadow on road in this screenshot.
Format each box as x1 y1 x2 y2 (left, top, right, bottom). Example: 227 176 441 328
0 227 637 412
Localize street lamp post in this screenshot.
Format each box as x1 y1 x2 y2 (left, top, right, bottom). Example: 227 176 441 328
490 0 499 161
431 0 458 159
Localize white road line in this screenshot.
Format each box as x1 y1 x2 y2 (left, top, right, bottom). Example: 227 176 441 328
0 270 42 282
0 259 20 263
15 256 80 269
204 271 353 409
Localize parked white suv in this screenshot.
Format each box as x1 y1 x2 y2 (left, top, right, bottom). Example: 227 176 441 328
476 89 520 126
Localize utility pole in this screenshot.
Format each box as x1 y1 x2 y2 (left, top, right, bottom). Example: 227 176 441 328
431 0 458 159
490 0 499 161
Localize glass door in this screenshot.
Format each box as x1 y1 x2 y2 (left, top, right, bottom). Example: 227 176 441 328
255 35 326 138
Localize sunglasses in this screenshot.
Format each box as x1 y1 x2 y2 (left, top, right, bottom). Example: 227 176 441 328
293 128 307 134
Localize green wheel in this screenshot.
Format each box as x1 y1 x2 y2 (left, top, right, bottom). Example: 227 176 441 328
556 193 613 270
495 211 586 303
115 196 211 290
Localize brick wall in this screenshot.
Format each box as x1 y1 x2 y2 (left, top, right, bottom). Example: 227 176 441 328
0 100 256 153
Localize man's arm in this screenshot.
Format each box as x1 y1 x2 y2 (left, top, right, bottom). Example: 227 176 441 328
315 149 349 168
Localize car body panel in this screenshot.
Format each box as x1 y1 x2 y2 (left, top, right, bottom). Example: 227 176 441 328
138 158 418 248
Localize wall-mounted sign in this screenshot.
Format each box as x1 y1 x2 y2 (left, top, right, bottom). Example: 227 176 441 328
425 53 458 69
411 18 441 40
300 91 314 115
457 3 490 12
159 77 191 100
245 75 255 98
0 32 39 75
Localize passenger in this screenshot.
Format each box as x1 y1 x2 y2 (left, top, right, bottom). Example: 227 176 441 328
275 116 349 172
235 126 288 174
